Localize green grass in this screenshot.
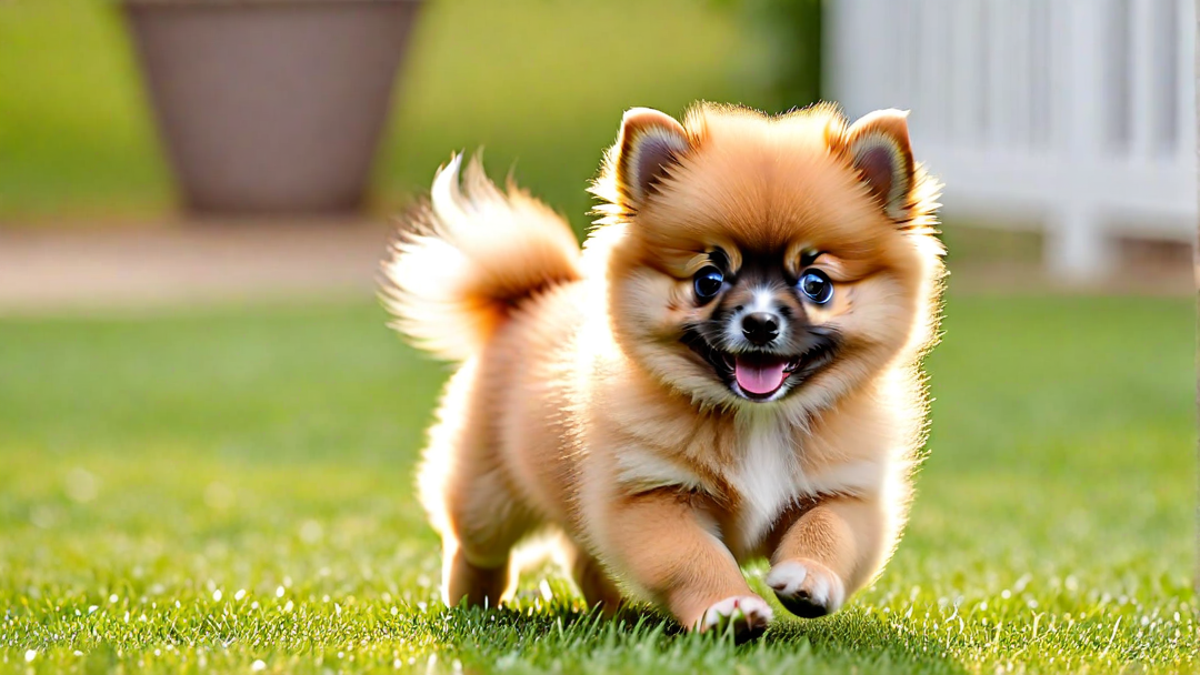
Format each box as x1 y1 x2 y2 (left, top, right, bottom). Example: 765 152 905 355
0 294 1195 673
0 0 764 224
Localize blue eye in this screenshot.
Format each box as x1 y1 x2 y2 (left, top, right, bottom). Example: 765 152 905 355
799 270 833 304
693 267 724 303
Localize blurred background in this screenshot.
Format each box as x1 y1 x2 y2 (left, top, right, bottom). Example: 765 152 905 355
1 0 1194 300
0 1 1195 669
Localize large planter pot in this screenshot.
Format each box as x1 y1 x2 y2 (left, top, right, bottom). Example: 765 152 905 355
123 0 422 216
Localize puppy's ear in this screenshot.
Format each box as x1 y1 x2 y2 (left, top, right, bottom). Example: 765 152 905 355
614 108 692 209
844 109 916 221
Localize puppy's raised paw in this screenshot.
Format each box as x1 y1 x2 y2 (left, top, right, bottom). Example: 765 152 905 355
766 559 845 618
696 594 773 642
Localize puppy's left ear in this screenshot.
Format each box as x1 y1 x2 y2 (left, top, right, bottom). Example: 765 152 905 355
844 109 916 221
613 108 693 210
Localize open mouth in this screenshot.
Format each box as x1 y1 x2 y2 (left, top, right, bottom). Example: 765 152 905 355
729 352 798 398
682 330 839 401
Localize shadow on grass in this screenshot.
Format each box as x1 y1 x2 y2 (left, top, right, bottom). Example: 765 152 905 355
418 601 965 673
763 609 968 674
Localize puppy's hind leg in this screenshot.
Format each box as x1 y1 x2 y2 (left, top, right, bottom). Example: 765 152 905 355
419 365 538 609
436 467 538 608
442 537 514 608
562 542 624 615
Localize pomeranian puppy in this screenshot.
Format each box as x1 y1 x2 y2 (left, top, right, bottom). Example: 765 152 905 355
381 102 944 640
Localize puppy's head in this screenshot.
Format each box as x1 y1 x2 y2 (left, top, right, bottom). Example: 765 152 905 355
590 103 944 412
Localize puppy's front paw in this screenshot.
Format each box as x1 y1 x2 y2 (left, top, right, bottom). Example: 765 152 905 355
696 594 773 642
766 558 845 618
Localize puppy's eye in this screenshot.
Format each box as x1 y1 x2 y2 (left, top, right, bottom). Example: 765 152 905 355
799 270 833 304
692 266 724 304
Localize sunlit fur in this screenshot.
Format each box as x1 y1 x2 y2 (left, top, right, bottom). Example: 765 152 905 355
382 102 945 637
380 154 582 361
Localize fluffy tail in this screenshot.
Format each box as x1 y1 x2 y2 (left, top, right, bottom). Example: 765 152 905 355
380 154 582 360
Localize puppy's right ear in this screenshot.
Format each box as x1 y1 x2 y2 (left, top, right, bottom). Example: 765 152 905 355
613 108 692 210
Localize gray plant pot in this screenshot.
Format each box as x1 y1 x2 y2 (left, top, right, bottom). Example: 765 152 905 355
123 0 422 216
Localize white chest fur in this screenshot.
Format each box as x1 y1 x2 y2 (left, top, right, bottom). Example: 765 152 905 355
726 418 802 550
726 415 886 552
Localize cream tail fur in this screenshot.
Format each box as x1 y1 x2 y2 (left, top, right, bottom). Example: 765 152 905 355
380 154 582 361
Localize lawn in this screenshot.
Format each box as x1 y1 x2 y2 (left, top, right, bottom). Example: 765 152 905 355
0 294 1194 674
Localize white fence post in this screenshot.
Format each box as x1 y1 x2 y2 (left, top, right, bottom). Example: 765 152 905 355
828 0 1196 283
1047 206 1111 279
1045 0 1113 280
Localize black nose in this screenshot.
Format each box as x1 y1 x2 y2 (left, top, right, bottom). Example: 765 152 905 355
741 312 780 345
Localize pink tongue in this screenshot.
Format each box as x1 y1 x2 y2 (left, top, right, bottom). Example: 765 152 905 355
734 356 789 395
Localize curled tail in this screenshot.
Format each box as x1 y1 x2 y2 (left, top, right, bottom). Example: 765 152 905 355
380 154 583 360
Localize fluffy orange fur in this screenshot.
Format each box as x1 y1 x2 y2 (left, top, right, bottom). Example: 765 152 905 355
381 102 945 640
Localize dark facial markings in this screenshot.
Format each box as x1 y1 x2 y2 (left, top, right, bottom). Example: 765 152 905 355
707 247 731 273
682 250 842 401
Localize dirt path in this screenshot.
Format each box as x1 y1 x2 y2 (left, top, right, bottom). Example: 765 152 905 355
0 220 395 315
0 222 1193 316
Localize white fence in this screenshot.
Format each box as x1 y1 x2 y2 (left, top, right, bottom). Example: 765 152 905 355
826 0 1197 279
